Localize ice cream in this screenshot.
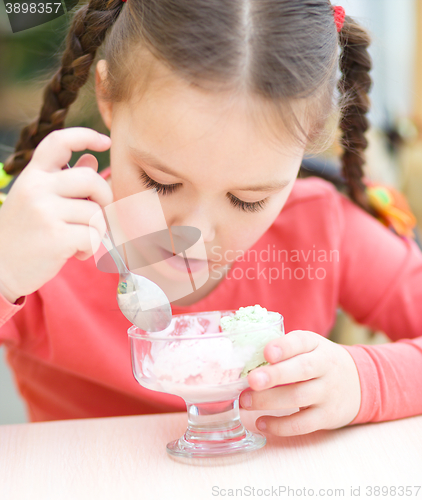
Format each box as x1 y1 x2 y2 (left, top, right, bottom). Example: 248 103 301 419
221 305 282 376
140 312 253 386
133 306 282 402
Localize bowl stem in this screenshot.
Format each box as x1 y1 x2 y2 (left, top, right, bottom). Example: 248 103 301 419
166 397 266 458
185 398 246 442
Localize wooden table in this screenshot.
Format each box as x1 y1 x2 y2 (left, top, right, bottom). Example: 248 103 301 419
1 410 422 499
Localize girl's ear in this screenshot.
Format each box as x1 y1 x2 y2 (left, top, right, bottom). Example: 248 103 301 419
95 59 113 130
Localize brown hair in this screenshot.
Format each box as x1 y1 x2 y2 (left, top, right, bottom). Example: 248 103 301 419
4 0 373 211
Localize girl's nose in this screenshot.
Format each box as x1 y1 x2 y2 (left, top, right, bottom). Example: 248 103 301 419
171 209 216 243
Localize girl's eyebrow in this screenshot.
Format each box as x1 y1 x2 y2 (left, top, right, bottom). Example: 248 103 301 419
128 146 290 192
129 146 181 177
236 180 290 192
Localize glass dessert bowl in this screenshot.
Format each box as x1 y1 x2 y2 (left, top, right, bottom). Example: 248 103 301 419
128 306 284 458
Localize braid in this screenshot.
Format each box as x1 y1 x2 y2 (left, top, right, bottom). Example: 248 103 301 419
4 0 124 176
337 15 374 213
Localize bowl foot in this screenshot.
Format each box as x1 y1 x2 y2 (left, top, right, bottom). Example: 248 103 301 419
166 430 266 458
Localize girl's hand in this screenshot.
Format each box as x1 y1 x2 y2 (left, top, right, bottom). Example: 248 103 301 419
240 330 361 436
0 128 113 304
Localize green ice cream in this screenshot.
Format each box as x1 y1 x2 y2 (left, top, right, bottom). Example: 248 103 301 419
220 305 282 377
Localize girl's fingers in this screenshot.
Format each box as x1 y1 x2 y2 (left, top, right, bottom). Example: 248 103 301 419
264 330 320 364
53 167 113 208
256 406 326 437
66 222 103 260
248 349 325 390
56 197 107 235
29 128 111 172
240 379 323 411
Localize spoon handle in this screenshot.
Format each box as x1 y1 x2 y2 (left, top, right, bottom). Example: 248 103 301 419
100 229 129 276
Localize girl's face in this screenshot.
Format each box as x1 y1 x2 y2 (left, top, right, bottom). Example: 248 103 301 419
96 60 307 280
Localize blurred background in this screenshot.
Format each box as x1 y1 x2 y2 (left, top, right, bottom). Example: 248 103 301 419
1 0 422 424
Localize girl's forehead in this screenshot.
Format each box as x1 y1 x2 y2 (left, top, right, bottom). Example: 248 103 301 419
112 51 311 159
122 114 304 181
122 81 307 159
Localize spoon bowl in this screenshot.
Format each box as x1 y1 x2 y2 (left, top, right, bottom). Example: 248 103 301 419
101 230 172 332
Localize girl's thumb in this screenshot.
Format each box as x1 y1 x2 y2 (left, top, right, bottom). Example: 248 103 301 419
72 153 99 171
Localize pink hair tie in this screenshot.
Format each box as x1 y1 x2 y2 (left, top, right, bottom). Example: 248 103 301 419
331 5 346 32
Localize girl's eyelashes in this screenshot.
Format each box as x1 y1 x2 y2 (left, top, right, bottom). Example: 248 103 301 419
138 170 268 213
227 194 268 213
139 170 181 195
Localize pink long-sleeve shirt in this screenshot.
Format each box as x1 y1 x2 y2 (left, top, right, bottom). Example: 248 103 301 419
1 170 422 425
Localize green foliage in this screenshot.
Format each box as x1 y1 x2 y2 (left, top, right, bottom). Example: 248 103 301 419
1 9 72 83
1 4 110 171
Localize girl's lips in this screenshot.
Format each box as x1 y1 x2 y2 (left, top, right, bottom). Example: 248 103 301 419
158 247 208 273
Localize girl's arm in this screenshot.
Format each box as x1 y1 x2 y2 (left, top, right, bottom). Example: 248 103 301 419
336 194 422 424
0 128 112 342
344 338 422 424
240 189 422 435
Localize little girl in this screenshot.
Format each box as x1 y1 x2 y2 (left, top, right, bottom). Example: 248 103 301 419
1 0 422 436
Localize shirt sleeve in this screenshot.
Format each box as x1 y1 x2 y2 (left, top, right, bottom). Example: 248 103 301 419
343 339 422 424
0 292 26 344
337 194 422 424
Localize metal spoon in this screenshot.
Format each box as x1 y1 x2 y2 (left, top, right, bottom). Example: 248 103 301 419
66 163 172 332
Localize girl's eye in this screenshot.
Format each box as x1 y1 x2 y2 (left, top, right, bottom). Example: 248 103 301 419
139 170 268 213
139 171 181 195
227 194 268 213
